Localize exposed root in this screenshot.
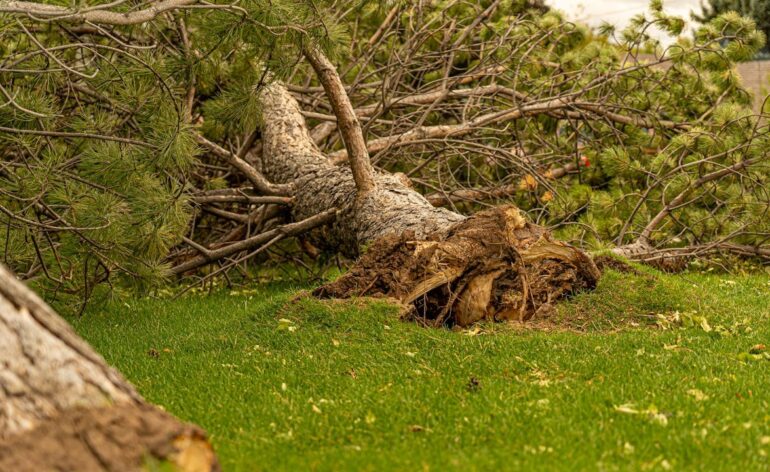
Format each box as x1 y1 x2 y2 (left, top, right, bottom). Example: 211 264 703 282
314 206 600 327
593 254 642 275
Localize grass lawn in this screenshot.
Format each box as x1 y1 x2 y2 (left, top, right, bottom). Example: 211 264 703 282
71 266 770 471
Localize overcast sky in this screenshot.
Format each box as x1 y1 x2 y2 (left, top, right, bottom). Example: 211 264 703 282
545 0 704 44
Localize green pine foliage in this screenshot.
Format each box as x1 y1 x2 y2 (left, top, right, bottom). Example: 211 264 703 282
695 0 770 53
0 0 340 306
326 1 768 252
1 0 768 305
1 14 197 305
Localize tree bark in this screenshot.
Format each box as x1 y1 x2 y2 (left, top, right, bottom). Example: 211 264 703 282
0 264 219 471
302 44 377 196
256 82 600 326
258 82 465 255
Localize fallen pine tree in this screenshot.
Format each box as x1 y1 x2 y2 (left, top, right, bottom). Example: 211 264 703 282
0 0 767 320
255 75 600 325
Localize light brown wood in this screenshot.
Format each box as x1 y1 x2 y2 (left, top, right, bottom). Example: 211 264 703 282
302 45 377 195
0 264 218 471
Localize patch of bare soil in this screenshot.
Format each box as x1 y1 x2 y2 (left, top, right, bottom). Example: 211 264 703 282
593 254 641 275
315 206 601 327
0 404 218 472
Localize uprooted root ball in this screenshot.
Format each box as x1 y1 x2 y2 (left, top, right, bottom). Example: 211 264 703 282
314 206 601 327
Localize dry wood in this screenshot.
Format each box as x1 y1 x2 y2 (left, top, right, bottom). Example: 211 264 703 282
302 45 377 195
195 134 293 196
0 264 218 471
0 0 198 25
172 207 337 274
192 195 292 205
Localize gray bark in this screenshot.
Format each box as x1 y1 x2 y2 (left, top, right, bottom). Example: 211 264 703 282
0 264 218 471
0 265 140 437
257 82 464 255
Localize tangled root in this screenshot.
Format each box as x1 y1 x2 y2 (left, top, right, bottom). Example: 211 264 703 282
314 206 601 327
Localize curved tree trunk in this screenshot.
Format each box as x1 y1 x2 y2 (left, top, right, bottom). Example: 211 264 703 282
0 264 219 471
258 82 464 255
256 82 601 326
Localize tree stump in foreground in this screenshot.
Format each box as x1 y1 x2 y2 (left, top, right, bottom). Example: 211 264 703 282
0 264 219 471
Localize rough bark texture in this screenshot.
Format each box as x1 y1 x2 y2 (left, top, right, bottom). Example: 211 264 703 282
0 405 214 472
0 264 218 471
258 82 464 256
257 82 600 325
611 242 690 273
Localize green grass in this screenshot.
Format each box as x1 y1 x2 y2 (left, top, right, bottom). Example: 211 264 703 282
71 267 770 471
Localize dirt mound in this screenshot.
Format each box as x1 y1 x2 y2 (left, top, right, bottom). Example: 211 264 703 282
315 206 600 327
0 404 218 472
593 254 642 274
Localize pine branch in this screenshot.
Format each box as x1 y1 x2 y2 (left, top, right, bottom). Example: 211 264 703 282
195 134 294 196
302 44 377 195
171 208 337 274
0 0 198 25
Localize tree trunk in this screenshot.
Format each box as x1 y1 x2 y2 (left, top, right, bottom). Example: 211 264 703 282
0 264 219 471
258 82 464 255
256 83 601 326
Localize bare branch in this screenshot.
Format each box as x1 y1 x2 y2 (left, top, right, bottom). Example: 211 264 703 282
302 44 377 195
195 134 294 196
172 208 337 275
191 195 292 205
328 96 688 163
0 0 197 25
640 155 764 243
424 162 581 206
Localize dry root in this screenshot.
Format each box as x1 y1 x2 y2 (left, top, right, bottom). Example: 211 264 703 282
314 206 601 327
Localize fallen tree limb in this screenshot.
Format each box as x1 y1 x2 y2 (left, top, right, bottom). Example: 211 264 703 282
639 156 764 243
195 134 293 196
612 240 770 272
257 79 600 326
0 0 199 25
200 205 252 223
328 97 687 163
302 45 377 195
191 195 292 205
425 163 580 206
171 208 337 275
